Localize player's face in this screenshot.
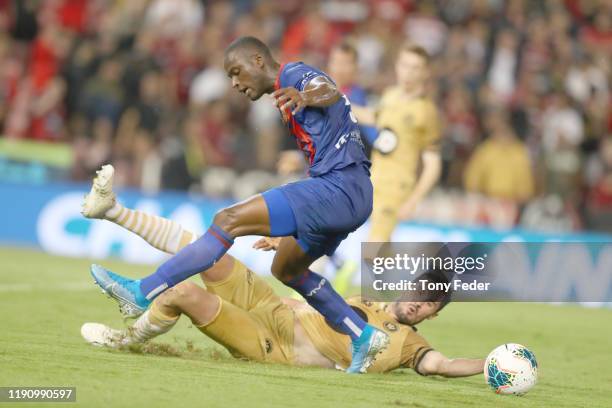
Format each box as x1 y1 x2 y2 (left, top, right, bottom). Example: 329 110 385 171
328 49 357 88
391 301 440 325
224 51 267 101
395 51 429 91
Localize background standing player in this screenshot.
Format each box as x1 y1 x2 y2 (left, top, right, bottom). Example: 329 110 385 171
353 43 442 242
85 36 390 373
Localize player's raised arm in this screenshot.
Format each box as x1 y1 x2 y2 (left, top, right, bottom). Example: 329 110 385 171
416 350 485 378
273 76 341 115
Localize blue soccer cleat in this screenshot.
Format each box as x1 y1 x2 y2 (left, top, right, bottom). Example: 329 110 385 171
346 325 390 374
90 264 150 318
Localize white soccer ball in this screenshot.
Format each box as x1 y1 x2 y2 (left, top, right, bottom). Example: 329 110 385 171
484 343 538 395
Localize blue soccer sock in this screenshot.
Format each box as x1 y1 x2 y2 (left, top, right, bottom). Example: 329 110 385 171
140 224 234 300
286 270 366 341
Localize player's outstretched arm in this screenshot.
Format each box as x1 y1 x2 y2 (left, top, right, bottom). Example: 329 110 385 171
417 350 485 378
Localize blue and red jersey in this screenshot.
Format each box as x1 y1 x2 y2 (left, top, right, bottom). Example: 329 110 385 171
341 84 379 146
274 62 370 177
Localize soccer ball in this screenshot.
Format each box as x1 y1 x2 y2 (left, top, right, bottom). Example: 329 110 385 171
484 343 538 395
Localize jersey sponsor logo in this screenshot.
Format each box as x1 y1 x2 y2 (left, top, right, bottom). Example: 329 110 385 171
373 128 398 154
306 278 326 297
335 130 363 150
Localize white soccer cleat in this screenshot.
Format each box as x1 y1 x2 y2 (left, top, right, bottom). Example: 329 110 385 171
80 322 129 348
81 164 116 219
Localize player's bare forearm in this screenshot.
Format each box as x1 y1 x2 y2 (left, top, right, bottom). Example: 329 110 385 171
300 76 341 108
273 77 340 115
412 149 441 201
398 150 441 220
351 105 376 126
437 358 485 378
417 351 485 378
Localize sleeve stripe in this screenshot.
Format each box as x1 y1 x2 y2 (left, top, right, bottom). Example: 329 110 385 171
413 347 435 376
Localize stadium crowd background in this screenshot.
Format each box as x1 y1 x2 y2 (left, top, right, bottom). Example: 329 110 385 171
0 0 610 233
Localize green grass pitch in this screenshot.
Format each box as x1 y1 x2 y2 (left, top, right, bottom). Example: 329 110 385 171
1 247 611 408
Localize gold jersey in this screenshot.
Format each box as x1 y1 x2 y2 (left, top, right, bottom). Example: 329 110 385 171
295 296 433 373
371 86 441 188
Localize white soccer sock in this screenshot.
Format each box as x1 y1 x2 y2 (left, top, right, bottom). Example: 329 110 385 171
127 310 178 344
104 203 197 254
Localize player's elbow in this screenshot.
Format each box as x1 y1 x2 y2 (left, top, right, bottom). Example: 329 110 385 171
328 89 341 105
422 150 442 172
417 351 450 377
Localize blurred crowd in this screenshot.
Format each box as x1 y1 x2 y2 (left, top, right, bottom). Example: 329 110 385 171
0 0 610 232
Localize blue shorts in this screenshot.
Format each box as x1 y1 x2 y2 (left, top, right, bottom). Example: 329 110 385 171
263 163 373 258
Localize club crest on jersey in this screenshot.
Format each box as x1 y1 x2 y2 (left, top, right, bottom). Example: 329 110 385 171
384 321 398 332
265 338 273 354
373 128 398 154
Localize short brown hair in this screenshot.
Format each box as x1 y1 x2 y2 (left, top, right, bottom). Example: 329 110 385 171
332 41 359 62
399 42 430 64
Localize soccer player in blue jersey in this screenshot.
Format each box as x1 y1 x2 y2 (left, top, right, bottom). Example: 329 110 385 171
90 36 389 373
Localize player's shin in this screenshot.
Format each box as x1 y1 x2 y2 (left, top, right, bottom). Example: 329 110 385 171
128 302 179 343
106 203 197 255
285 270 366 341
139 225 234 301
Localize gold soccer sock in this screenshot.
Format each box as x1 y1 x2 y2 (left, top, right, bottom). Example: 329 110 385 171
105 203 196 254
127 303 179 343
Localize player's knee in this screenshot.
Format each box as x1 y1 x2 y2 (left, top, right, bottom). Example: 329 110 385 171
159 282 201 308
271 259 303 282
212 208 241 237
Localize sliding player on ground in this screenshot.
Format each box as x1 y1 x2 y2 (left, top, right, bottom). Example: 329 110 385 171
352 43 442 242
80 171 484 377
83 36 389 373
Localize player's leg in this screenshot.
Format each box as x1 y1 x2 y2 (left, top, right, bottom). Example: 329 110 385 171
272 237 368 338
80 281 199 348
271 236 389 373
82 164 197 255
82 165 235 283
137 194 271 298
90 193 275 317
368 187 402 242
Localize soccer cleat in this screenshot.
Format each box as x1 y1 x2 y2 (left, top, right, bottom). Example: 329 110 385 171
80 322 130 348
81 164 116 219
346 325 390 374
90 264 150 318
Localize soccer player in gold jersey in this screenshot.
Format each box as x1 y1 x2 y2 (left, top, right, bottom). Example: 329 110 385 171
352 43 442 241
80 166 483 377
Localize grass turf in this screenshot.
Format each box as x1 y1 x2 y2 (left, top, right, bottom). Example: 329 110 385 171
0 247 610 408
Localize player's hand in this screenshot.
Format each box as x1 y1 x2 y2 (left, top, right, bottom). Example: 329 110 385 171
272 87 307 116
253 237 281 251
397 198 419 221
